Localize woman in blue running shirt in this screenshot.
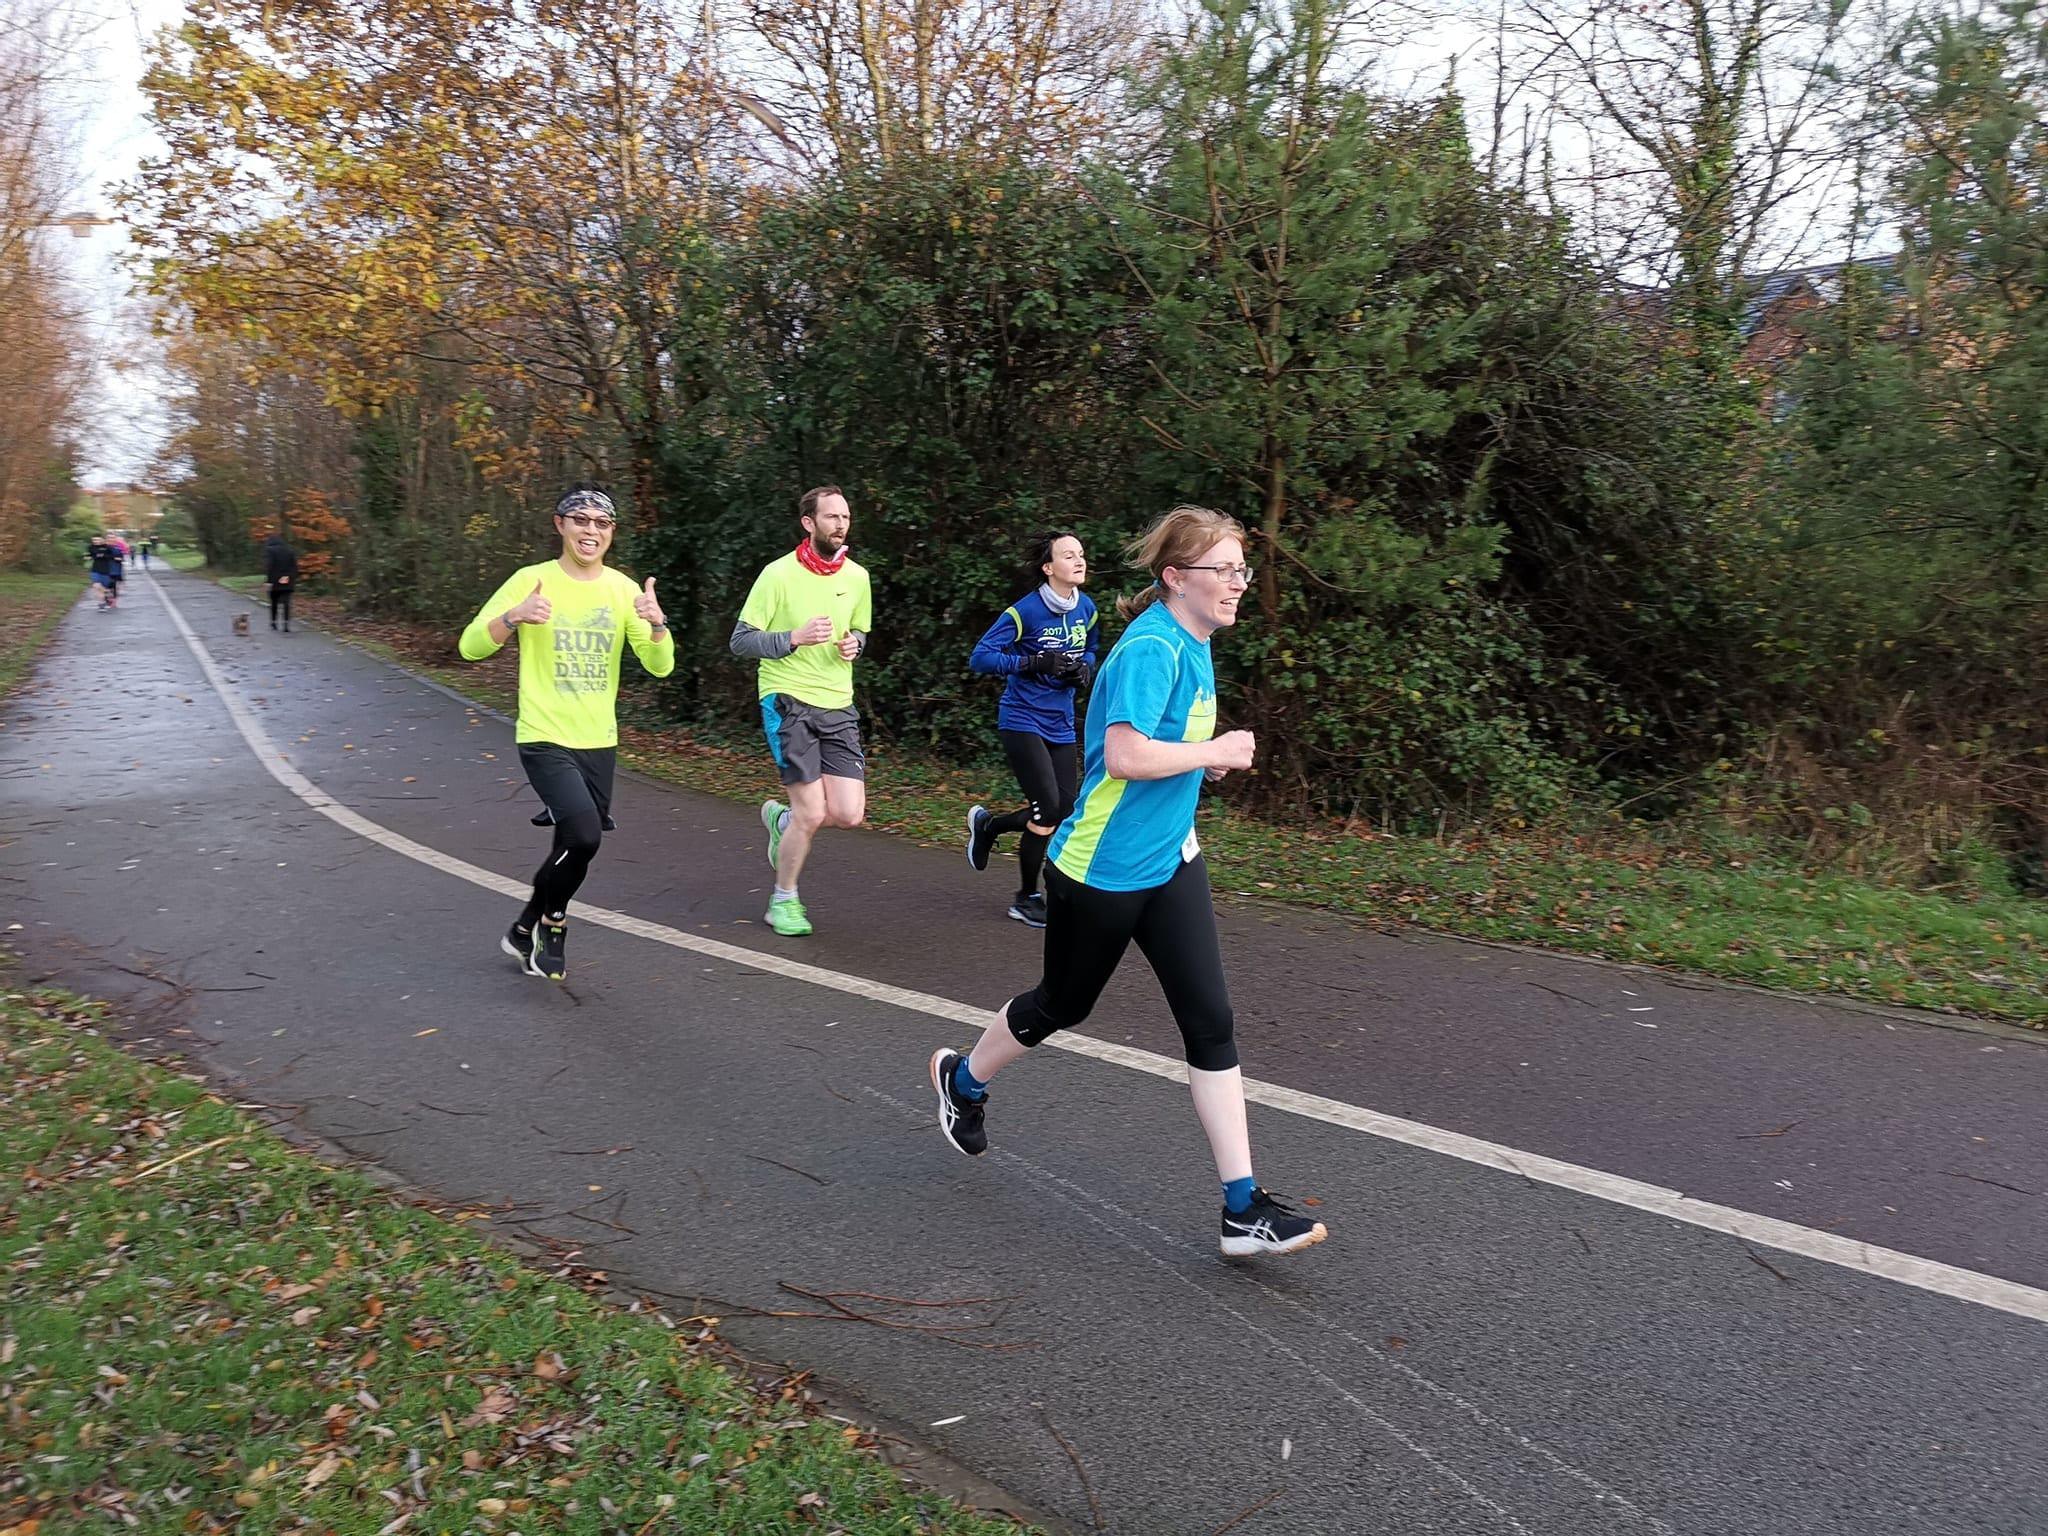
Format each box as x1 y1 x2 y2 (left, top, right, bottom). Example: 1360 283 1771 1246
964 532 1099 927
929 506 1329 1259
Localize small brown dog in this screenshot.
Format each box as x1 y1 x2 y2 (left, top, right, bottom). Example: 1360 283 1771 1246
232 612 250 636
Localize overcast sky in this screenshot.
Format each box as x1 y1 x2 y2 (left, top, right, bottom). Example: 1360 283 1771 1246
62 0 182 485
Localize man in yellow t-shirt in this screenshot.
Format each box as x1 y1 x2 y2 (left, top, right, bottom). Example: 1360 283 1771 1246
459 486 674 980
728 484 873 937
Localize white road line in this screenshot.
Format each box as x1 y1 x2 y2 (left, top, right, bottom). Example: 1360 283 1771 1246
146 571 2048 1327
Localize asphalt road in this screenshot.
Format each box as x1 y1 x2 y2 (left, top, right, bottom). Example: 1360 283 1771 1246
5 568 2045 1535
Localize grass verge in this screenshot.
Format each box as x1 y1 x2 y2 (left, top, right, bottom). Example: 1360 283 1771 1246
209 582 2048 1029
0 572 84 699
0 987 1034 1535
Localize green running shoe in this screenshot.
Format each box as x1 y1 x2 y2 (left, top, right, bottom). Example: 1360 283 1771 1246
761 798 786 870
765 895 812 937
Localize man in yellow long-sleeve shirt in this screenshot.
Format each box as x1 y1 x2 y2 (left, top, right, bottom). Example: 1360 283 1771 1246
460 486 673 980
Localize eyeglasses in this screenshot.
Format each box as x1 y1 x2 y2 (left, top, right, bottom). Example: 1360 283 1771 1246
1176 564 1254 586
559 513 616 531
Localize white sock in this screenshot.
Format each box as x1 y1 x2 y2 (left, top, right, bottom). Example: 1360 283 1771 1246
777 809 791 835
1188 1066 1253 1184
772 885 798 903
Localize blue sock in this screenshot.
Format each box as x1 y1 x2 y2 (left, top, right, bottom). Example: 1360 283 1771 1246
952 1057 988 1102
1223 1176 1257 1214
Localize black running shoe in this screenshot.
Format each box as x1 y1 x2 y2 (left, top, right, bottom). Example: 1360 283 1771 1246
928 1047 988 1156
500 922 542 977
1007 892 1047 928
534 918 568 981
531 807 620 832
966 804 995 871
1219 1188 1328 1257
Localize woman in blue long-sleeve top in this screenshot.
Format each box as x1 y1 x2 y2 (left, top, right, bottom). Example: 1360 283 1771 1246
964 532 1099 927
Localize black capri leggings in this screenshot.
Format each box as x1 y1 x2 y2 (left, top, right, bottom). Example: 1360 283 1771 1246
517 743 616 923
1004 855 1238 1071
1000 729 1080 829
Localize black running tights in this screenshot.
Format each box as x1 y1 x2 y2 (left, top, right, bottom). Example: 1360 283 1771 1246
985 730 1080 898
1004 855 1238 1071
517 743 615 927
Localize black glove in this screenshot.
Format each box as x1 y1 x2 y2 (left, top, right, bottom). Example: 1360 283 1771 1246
1021 650 1066 677
1050 650 1090 686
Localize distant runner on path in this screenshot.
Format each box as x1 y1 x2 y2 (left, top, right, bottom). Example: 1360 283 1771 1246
729 485 873 939
458 486 673 981
964 531 1098 928
928 504 1328 1259
87 536 120 610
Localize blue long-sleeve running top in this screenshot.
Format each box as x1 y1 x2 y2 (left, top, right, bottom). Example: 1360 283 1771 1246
969 587 1100 744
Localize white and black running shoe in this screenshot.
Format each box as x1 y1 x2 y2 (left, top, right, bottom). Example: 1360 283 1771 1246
500 922 543 977
966 805 996 872
928 1047 988 1156
1219 1188 1327 1257
1007 892 1048 928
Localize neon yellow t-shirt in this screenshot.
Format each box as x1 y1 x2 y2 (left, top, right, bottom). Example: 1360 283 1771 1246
737 550 873 710
458 561 675 748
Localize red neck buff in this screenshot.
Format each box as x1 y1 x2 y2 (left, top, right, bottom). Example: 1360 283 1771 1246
795 537 848 576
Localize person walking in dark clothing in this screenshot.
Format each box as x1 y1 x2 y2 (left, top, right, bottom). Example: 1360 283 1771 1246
263 534 300 631
87 536 119 609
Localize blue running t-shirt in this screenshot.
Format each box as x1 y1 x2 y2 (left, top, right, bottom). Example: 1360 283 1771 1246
1049 601 1217 892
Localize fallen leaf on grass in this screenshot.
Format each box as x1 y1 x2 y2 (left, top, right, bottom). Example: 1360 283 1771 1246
304 1453 341 1490
461 1387 517 1428
290 1306 321 1326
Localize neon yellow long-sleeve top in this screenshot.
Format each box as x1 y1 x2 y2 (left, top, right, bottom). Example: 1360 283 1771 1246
459 561 674 748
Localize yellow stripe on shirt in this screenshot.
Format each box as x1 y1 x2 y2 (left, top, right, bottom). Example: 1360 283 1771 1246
1052 773 1129 885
